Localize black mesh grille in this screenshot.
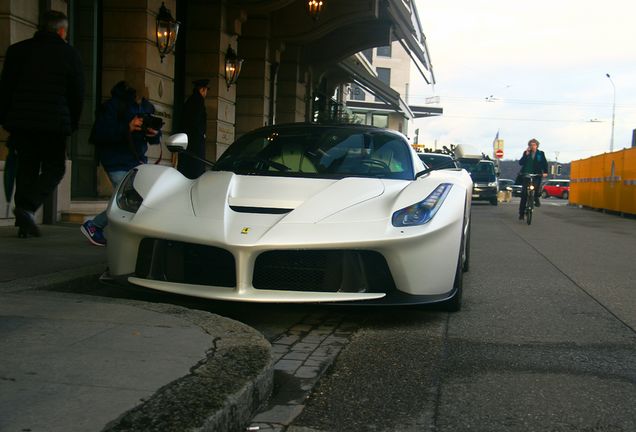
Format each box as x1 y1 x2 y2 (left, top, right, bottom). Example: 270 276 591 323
135 238 236 287
253 250 395 293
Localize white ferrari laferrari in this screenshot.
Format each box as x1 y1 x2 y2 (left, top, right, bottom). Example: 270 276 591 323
105 123 473 310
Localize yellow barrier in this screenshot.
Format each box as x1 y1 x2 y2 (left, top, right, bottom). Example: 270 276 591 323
570 147 636 215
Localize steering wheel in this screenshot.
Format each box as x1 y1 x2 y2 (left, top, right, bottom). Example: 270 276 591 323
359 158 390 173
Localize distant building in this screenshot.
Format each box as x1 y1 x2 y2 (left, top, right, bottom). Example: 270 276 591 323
343 42 442 140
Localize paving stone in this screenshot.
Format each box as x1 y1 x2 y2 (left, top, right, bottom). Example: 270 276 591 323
274 335 299 345
274 359 302 373
289 324 313 333
291 343 318 352
300 335 327 344
283 351 311 361
271 344 290 354
251 404 304 425
295 366 320 379
271 353 284 363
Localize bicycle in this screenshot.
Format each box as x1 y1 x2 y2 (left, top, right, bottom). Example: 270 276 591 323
522 174 542 225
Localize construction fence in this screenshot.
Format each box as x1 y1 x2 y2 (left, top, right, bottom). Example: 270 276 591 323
570 147 636 215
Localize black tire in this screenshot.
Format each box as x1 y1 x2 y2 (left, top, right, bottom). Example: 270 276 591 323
490 197 498 206
526 208 532 225
462 221 471 272
542 191 548 198
440 254 463 312
562 191 569 200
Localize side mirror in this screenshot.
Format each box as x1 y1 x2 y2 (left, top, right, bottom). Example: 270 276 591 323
167 133 188 153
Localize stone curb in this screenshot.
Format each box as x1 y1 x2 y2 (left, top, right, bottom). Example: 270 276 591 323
0 263 106 294
4 269 274 432
101 303 274 432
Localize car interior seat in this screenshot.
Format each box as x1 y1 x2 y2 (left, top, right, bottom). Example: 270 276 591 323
270 141 317 173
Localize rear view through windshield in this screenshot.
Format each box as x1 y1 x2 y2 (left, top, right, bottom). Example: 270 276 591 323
459 160 496 182
215 126 414 180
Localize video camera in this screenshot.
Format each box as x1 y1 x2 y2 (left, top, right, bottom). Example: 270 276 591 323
141 114 164 132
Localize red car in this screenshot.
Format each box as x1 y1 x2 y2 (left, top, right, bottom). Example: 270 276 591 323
541 179 570 199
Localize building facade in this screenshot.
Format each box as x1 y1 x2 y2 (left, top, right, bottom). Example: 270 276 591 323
0 0 435 225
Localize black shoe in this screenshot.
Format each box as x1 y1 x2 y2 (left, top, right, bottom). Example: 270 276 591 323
13 207 41 238
535 200 541 207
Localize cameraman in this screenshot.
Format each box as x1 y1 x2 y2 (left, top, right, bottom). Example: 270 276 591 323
81 81 161 246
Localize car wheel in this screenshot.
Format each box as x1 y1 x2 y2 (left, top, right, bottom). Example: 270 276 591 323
462 221 471 273
542 191 548 198
490 198 498 206
441 254 463 312
562 191 569 200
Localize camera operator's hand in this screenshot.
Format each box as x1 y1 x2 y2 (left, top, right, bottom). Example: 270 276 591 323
129 116 143 132
145 127 158 137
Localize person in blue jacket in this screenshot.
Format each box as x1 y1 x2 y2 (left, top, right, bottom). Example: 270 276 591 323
81 81 161 246
518 138 548 219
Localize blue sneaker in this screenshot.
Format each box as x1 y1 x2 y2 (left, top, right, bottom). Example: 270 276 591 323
81 220 107 246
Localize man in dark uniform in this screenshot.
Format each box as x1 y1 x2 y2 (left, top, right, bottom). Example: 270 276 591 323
0 10 84 237
518 138 548 219
177 79 209 179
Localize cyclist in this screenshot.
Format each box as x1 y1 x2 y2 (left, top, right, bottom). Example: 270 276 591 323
517 138 548 220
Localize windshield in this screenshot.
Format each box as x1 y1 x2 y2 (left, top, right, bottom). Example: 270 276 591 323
215 126 414 180
418 153 456 169
459 160 496 182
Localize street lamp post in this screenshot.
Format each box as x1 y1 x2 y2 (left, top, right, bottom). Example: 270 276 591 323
606 73 616 152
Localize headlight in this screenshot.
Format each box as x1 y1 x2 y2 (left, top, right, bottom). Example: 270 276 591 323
116 169 143 213
488 182 497 187
392 183 452 227
529 184 535 191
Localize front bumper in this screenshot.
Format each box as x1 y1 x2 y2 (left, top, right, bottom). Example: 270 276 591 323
471 186 498 200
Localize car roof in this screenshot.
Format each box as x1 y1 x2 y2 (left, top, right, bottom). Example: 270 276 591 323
241 122 407 140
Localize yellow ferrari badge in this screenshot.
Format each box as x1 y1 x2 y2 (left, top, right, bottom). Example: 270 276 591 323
241 227 250 235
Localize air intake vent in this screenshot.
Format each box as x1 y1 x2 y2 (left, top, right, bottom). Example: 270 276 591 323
253 250 395 293
135 238 236 287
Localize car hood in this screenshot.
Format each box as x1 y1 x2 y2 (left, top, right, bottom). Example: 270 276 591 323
191 172 389 224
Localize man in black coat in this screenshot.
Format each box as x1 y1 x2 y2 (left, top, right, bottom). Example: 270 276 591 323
177 79 209 179
0 10 84 237
518 138 549 219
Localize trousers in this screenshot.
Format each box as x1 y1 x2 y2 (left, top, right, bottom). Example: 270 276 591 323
10 130 67 212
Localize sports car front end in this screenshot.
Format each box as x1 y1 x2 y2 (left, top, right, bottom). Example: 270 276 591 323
105 124 472 306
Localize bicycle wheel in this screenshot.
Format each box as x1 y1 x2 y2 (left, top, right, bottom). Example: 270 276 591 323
526 190 534 225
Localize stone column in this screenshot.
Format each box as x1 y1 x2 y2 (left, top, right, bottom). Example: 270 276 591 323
183 1 242 160
102 0 177 165
234 16 274 138
277 44 309 124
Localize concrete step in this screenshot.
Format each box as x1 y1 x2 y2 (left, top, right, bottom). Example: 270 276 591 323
61 200 108 224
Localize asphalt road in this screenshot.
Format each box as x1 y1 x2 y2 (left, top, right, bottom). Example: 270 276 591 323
57 198 636 431
286 199 636 432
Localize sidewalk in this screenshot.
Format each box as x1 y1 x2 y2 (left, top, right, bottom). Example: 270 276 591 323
0 224 273 432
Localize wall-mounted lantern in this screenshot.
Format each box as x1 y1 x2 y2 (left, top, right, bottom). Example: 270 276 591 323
307 0 324 21
224 45 244 89
156 2 180 63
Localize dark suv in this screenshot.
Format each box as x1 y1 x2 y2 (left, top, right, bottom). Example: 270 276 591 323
459 158 499 205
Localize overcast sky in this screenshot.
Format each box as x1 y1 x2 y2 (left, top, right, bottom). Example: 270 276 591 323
410 0 636 163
